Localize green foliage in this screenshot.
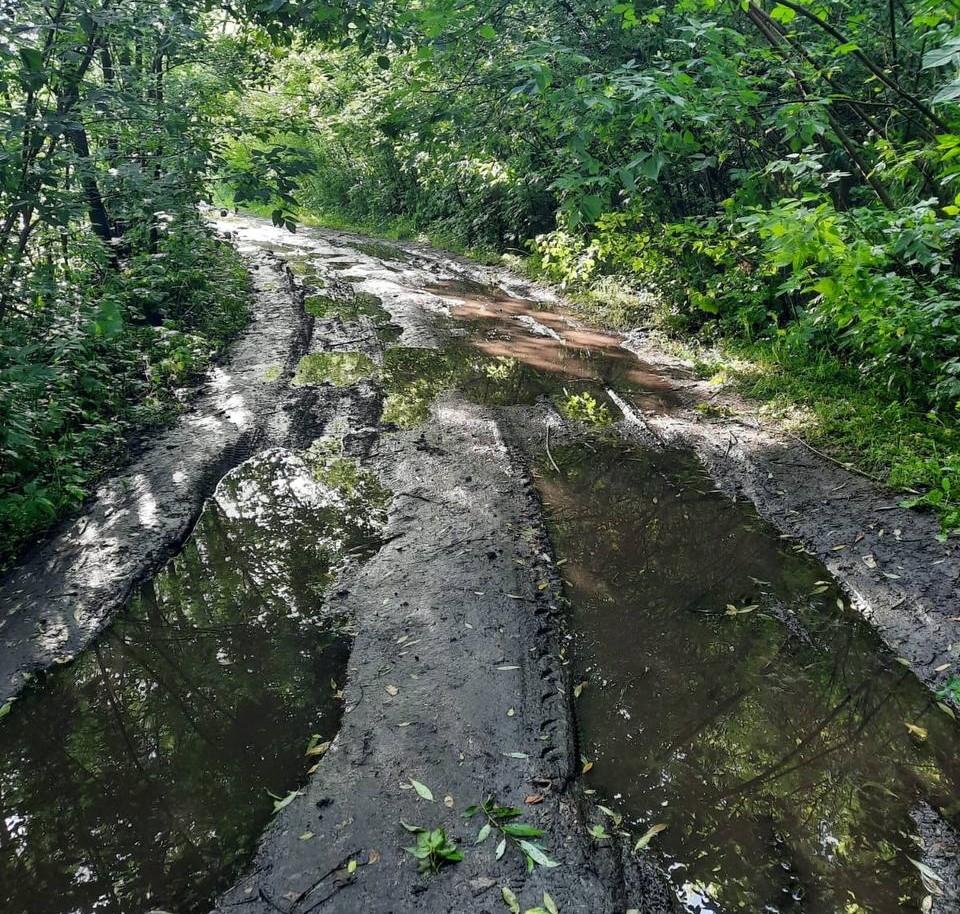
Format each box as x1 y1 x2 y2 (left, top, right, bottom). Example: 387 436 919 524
464 798 560 872
938 676 960 703
402 825 464 875
556 391 613 426
0 228 249 566
0 0 263 564
291 352 378 387
8 0 960 540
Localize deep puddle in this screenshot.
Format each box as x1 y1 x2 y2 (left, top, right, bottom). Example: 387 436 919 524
0 448 388 914
537 439 960 914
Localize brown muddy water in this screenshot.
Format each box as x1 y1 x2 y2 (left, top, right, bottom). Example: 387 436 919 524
538 440 960 914
431 278 960 913
0 448 388 914
432 278 683 414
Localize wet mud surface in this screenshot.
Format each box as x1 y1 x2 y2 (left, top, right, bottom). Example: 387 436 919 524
3 213 960 914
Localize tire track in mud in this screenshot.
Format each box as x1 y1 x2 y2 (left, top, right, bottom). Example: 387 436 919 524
203 217 673 914
0 245 312 702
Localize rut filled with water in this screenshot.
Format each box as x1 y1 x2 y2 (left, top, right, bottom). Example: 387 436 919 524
0 448 389 914
536 441 960 913
433 277 960 913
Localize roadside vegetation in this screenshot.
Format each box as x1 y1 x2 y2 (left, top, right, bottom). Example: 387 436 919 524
0 1 260 564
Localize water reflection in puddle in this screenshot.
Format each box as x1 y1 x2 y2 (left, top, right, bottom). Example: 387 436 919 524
432 279 683 413
0 448 388 914
536 439 960 914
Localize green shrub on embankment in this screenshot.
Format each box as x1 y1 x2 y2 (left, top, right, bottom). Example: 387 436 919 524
0 226 249 568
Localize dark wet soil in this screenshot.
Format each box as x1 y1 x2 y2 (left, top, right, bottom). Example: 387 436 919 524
536 439 960 914
0 448 388 914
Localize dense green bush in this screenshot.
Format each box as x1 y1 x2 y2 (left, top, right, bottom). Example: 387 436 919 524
0 223 248 565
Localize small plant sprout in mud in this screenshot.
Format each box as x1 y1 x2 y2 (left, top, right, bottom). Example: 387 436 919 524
401 823 464 875
304 734 331 774
501 885 561 914
464 798 561 872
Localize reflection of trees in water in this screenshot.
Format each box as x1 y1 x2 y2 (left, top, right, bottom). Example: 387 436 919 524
542 441 960 914
0 451 357 914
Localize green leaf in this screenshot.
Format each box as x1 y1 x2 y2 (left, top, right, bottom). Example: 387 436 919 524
517 840 560 868
496 837 507 860
476 823 492 844
479 24 497 40
587 824 609 839
501 822 544 838
269 789 300 813
401 820 426 833
579 195 603 224
769 4 796 23
637 154 665 181
543 892 559 914
502 886 521 914
924 39 960 69
0 699 14 721
376 55 390 69
490 806 523 819
411 779 434 801
634 822 668 852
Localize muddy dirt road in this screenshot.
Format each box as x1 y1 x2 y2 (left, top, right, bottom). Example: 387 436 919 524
1 215 959 914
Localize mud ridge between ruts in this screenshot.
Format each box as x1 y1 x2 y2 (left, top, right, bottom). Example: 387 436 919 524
617 336 960 696
0 247 315 702
212 392 674 914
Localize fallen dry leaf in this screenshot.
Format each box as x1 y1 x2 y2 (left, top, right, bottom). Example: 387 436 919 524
905 722 928 741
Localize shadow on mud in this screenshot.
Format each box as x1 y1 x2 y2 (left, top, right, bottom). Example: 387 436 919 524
0 448 389 914
536 437 960 914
